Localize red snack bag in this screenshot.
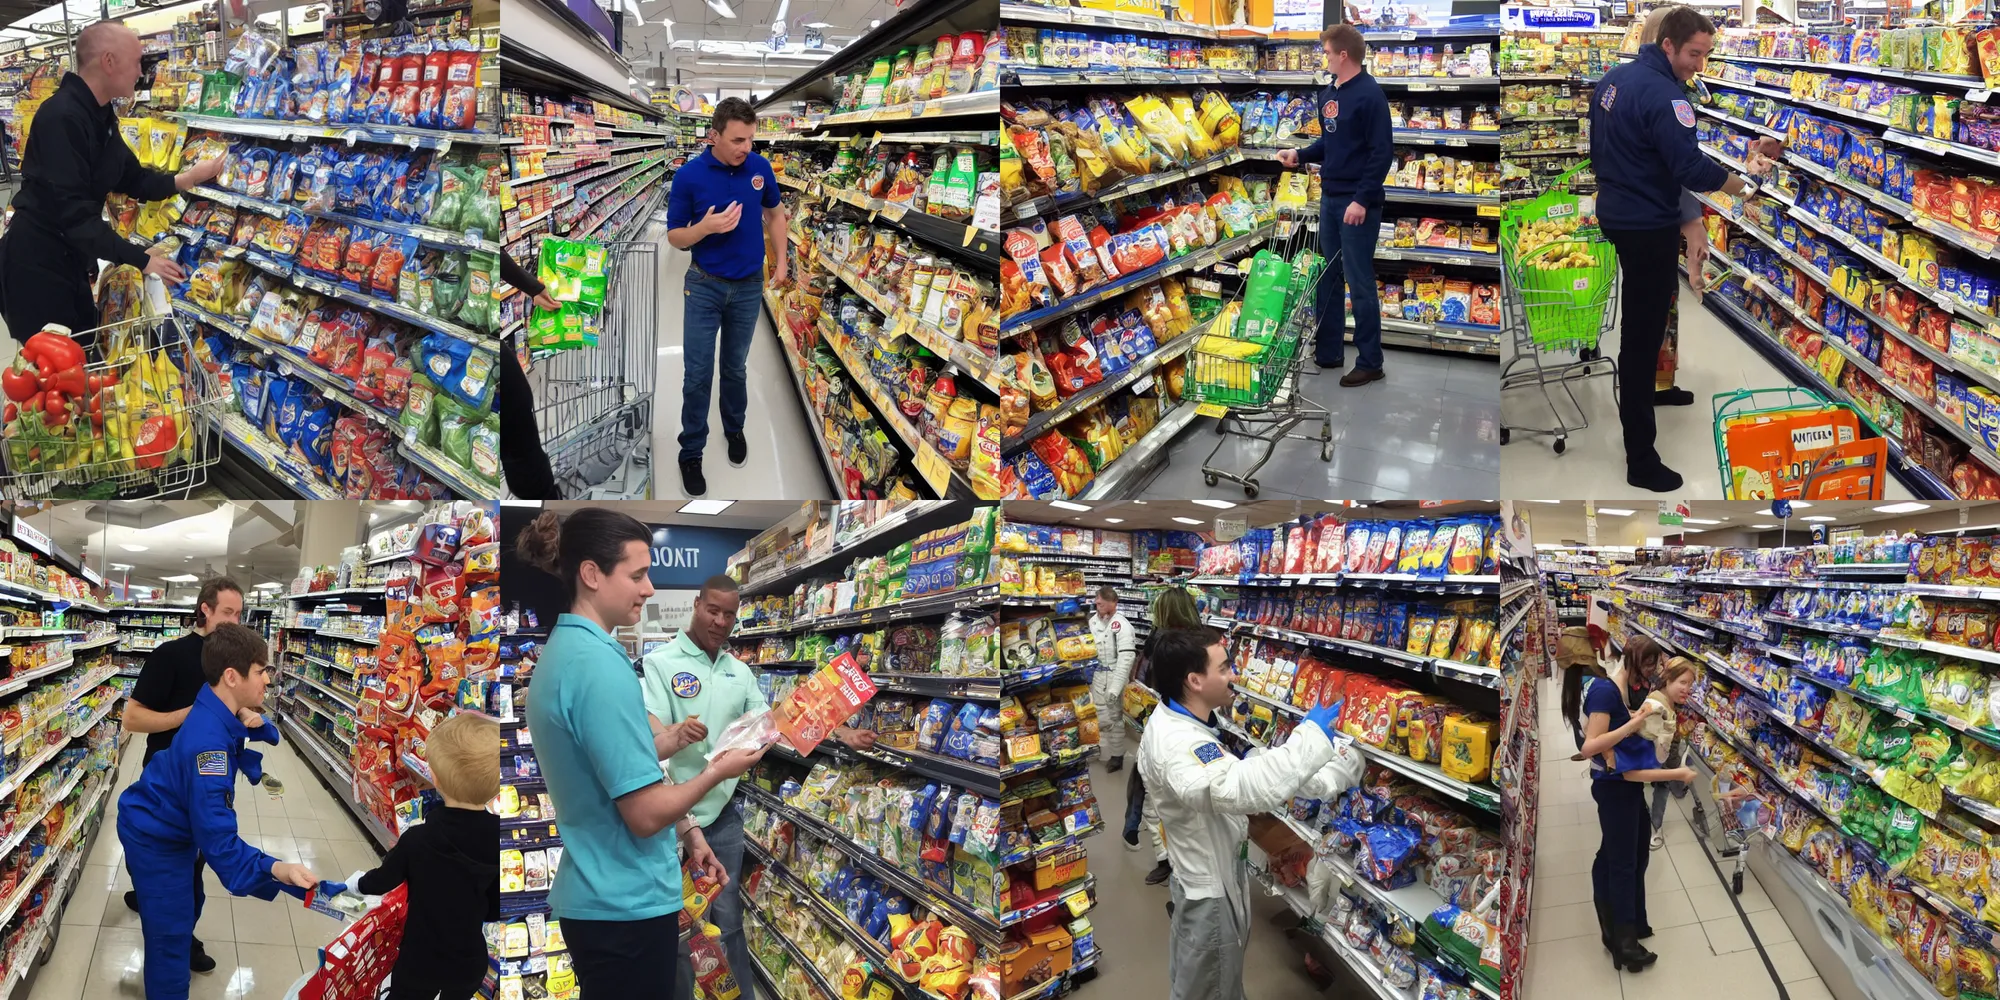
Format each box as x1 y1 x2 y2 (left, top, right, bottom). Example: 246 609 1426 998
441 47 481 131
418 44 450 126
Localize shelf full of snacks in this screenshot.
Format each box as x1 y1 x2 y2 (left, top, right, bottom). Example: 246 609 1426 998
492 627 573 999
757 0 1004 499
1677 24 2000 498
106 17 509 499
272 502 498 856
1186 507 1509 1000
1496 16 1627 199
1493 500 1550 999
728 504 1107 999
0 700 122 1000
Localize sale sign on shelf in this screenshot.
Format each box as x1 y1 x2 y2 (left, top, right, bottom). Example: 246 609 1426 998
774 651 878 756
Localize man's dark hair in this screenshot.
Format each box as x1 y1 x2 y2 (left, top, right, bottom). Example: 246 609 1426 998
699 574 740 601
194 576 243 629
711 97 758 134
202 623 269 686
1096 585 1119 603
1657 6 1716 50
1152 626 1224 705
1320 24 1365 66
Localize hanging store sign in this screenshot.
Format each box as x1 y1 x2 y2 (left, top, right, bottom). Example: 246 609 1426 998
10 517 50 558
1501 4 1603 30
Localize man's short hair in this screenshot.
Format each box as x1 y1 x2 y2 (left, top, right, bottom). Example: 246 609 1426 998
1320 24 1365 65
195 576 243 628
202 623 268 686
699 574 740 601
1096 585 1119 603
1151 626 1224 705
1656 6 1716 49
75 22 131 71
711 97 757 134
426 713 500 804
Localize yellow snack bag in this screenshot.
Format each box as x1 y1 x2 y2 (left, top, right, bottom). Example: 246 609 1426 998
1441 714 1496 782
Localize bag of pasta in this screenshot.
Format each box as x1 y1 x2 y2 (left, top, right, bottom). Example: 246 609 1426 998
1198 90 1242 149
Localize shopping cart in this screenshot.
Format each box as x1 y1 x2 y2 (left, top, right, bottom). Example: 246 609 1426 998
1499 161 1620 455
0 312 225 499
1710 770 1775 895
529 240 658 499
1182 205 1332 498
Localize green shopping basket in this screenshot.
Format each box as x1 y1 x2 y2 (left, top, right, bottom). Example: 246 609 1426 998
1502 161 1619 353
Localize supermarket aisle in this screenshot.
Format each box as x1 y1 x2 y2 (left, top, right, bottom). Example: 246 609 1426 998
1500 284 1916 500
1071 758 1329 999
650 225 836 501
1522 674 1825 1000
23 734 383 1000
1141 351 1500 499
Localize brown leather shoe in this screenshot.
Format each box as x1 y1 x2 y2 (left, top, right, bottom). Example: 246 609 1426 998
1339 367 1385 387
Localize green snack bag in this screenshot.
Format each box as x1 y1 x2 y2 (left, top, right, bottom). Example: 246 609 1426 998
458 250 497 330
548 241 586 303
432 252 466 318
470 413 501 484
578 242 609 312
1236 250 1292 345
400 373 440 447
436 394 477 472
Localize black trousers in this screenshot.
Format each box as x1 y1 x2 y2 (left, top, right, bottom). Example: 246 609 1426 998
499 336 558 499
0 229 98 347
1591 777 1650 928
567 914 681 998
385 973 482 1000
1601 225 1682 470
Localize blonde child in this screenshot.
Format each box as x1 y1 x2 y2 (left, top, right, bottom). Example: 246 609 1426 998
1642 658 1699 848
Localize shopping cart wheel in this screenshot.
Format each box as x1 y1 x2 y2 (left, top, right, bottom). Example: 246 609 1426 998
1732 871 1744 894
1205 474 1219 487
1244 483 1259 498
1554 436 1567 455
1500 428 1511 445
1583 347 1600 362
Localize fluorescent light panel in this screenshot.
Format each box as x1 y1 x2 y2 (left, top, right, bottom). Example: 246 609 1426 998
1104 518 1124 524
1874 502 1932 514
1048 501 1091 512
1188 500 1236 509
1595 508 1636 516
1802 515 1838 522
161 574 200 583
1171 516 1204 525
1681 518 1724 525
119 544 148 551
678 500 736 515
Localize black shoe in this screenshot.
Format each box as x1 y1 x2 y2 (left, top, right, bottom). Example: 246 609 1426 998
1339 367 1386 387
680 458 706 497
1627 462 1684 493
1145 860 1173 886
1107 756 1123 773
1610 924 1657 972
1654 387 1696 406
123 889 138 912
727 432 747 467
191 938 216 974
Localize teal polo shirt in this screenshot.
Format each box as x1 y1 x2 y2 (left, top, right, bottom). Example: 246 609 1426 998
641 630 769 829
526 613 682 921
665 148 782 281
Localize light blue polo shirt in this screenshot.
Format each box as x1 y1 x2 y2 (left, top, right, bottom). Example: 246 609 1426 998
526 613 682 921
642 630 769 829
666 148 782 281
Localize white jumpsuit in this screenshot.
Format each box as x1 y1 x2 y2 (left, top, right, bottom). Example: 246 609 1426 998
1087 610 1136 759
1138 702 1364 1000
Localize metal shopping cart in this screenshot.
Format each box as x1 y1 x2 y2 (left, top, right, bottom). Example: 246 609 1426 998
0 312 225 499
530 240 658 499
1182 205 1332 498
1500 161 1620 455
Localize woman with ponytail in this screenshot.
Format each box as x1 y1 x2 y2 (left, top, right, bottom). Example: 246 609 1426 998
518 508 768 997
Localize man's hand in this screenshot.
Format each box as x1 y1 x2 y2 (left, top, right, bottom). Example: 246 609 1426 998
1343 201 1366 226
664 715 709 753
175 157 225 191
1683 218 1709 298
1277 148 1299 168
770 259 789 288
1753 137 1785 160
837 727 878 751
532 291 561 312
142 255 187 284
684 829 729 888
271 861 319 889
706 745 769 780
700 202 743 236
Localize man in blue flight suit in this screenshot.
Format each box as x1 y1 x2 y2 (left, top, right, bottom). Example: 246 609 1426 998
117 623 320 999
1280 23 1394 385
1589 5 1770 493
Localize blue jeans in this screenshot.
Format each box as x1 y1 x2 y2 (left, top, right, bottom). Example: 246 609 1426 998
680 265 763 463
676 799 754 1000
1315 200 1384 371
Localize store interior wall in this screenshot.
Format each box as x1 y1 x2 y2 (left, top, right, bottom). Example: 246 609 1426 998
298 501 365 570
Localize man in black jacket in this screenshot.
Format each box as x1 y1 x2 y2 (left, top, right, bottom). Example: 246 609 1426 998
0 22 222 349
497 253 562 499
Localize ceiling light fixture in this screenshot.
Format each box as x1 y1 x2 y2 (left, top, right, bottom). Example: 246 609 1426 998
1188 500 1236 509
679 500 736 515
161 573 200 583
500 500 544 507
1595 508 1636 516
1681 518 1724 525
109 563 132 571
1802 515 1838 522
1171 516 1204 525
1048 501 1091 512
1789 501 1813 508
1749 523 1779 529
119 544 148 551
1874 502 1933 514
707 0 736 17
1104 518 1125 524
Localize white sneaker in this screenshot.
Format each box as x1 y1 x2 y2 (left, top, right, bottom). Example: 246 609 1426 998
1650 833 1666 851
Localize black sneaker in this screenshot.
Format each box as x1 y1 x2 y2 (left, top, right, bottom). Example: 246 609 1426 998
1123 828 1141 851
727 432 748 467
681 458 707 497
191 938 216 974
123 889 138 912
1106 756 1123 773
1626 462 1684 493
1145 860 1173 886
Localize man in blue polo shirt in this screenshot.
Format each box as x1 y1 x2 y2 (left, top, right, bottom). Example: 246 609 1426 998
1281 23 1393 385
666 96 789 498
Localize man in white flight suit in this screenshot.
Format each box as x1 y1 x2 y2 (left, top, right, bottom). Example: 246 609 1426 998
1139 627 1363 1000
1087 585 1137 771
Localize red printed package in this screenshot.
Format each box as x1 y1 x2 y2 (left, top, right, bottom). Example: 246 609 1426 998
390 49 424 124
441 48 481 131
1039 245 1078 298
418 44 451 126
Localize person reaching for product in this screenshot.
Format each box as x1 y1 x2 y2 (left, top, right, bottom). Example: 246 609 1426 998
1138 627 1365 1000
1588 5 1774 492
665 97 789 498
350 712 501 1000
0 21 224 351
497 253 563 500
1278 24 1394 385
642 573 877 1000
116 624 321 1000
1088 585 1137 773
1125 587 1203 887
117 575 241 972
517 509 769 998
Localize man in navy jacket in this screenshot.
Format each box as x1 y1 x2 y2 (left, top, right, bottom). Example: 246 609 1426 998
1281 23 1393 384
1589 6 1768 492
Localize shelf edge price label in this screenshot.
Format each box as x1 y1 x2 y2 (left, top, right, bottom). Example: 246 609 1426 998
914 447 952 492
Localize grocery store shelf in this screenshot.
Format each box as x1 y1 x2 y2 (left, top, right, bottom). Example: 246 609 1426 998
816 323 976 498
812 182 1000 259
827 260 1001 391
1077 401 1200 500
1006 148 1246 223
812 90 998 129
737 502 985 597
170 112 512 150
739 891 845 998
1002 224 1275 336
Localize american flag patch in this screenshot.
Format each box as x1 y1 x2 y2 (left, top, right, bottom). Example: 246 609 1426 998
196 751 228 777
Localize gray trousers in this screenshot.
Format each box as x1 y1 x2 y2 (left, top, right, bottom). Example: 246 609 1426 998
1168 875 1248 1000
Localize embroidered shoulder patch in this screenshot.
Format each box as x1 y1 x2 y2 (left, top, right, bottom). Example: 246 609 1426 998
1192 742 1226 765
671 672 703 698
1672 99 1696 127
1598 84 1617 111
196 751 229 777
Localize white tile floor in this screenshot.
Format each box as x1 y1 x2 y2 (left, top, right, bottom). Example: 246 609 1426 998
1501 282 1917 501
1523 674 1833 1000
21 734 385 1000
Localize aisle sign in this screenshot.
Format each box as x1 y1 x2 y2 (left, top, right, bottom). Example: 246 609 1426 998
774 651 878 756
1658 502 1688 527
1585 503 1598 546
1215 516 1247 542
10 517 50 558
646 525 761 588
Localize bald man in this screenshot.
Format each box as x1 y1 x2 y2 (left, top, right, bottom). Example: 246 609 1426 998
0 22 222 349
